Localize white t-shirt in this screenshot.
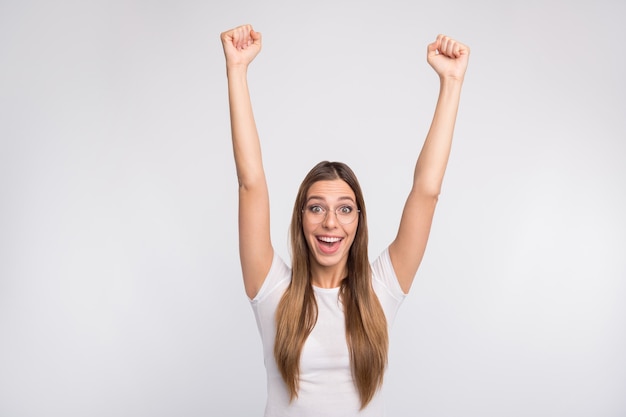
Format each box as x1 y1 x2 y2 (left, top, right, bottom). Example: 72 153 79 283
250 247 406 417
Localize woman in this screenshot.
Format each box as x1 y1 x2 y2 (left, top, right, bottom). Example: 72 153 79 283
221 24 469 416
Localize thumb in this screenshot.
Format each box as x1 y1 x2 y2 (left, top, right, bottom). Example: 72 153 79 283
427 39 439 59
251 29 262 44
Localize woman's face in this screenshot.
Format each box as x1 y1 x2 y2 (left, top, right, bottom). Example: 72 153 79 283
302 179 359 271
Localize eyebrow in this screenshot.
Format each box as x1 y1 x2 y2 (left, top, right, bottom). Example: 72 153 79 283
306 195 356 204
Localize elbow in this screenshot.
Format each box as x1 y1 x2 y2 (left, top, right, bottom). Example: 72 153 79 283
407 187 440 210
412 181 442 201
237 172 267 193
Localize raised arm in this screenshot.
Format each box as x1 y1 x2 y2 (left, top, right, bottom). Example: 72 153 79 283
221 24 273 299
388 34 470 293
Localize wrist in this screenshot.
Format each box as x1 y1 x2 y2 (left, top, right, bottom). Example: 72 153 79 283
439 76 464 93
439 75 464 86
226 63 250 76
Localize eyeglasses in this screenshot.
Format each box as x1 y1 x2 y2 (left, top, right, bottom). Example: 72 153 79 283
303 204 360 225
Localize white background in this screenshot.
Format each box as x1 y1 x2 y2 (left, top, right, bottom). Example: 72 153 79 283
1 1 625 416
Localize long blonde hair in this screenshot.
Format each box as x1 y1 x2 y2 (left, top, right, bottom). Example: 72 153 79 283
274 161 388 409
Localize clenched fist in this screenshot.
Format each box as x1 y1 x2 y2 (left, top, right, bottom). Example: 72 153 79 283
427 34 470 81
221 24 262 69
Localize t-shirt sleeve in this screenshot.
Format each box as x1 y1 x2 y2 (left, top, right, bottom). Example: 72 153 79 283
371 247 407 327
249 253 292 352
250 252 291 304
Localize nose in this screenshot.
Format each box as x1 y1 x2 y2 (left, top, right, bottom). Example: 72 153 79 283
321 209 338 228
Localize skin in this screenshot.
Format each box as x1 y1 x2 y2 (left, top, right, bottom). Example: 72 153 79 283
221 24 469 298
303 180 359 289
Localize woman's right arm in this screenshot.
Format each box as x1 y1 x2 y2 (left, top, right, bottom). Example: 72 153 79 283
221 24 273 299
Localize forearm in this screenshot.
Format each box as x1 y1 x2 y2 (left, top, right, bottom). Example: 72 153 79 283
412 77 463 196
227 66 266 190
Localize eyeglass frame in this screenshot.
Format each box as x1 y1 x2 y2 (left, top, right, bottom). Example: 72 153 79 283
301 203 361 225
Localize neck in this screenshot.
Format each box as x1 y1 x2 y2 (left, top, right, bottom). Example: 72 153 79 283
310 263 347 289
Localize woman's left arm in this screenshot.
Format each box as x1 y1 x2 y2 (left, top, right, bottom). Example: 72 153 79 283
388 34 470 293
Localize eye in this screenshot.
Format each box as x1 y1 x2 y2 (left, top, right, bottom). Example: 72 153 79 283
308 205 325 214
338 205 354 215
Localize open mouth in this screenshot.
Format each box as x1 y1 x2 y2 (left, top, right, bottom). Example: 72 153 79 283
317 236 343 252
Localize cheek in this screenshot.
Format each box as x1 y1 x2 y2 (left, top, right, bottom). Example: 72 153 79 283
302 222 319 246
301 220 314 235
350 221 360 236
344 225 358 245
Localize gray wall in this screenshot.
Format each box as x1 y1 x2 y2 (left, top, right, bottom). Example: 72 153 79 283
1 0 625 416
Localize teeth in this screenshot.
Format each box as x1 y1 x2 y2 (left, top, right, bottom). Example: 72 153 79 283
319 236 341 243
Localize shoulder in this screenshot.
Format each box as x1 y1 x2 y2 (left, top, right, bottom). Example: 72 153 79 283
371 247 407 299
371 247 407 325
250 252 291 304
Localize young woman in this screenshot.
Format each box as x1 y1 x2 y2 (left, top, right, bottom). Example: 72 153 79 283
221 24 469 417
